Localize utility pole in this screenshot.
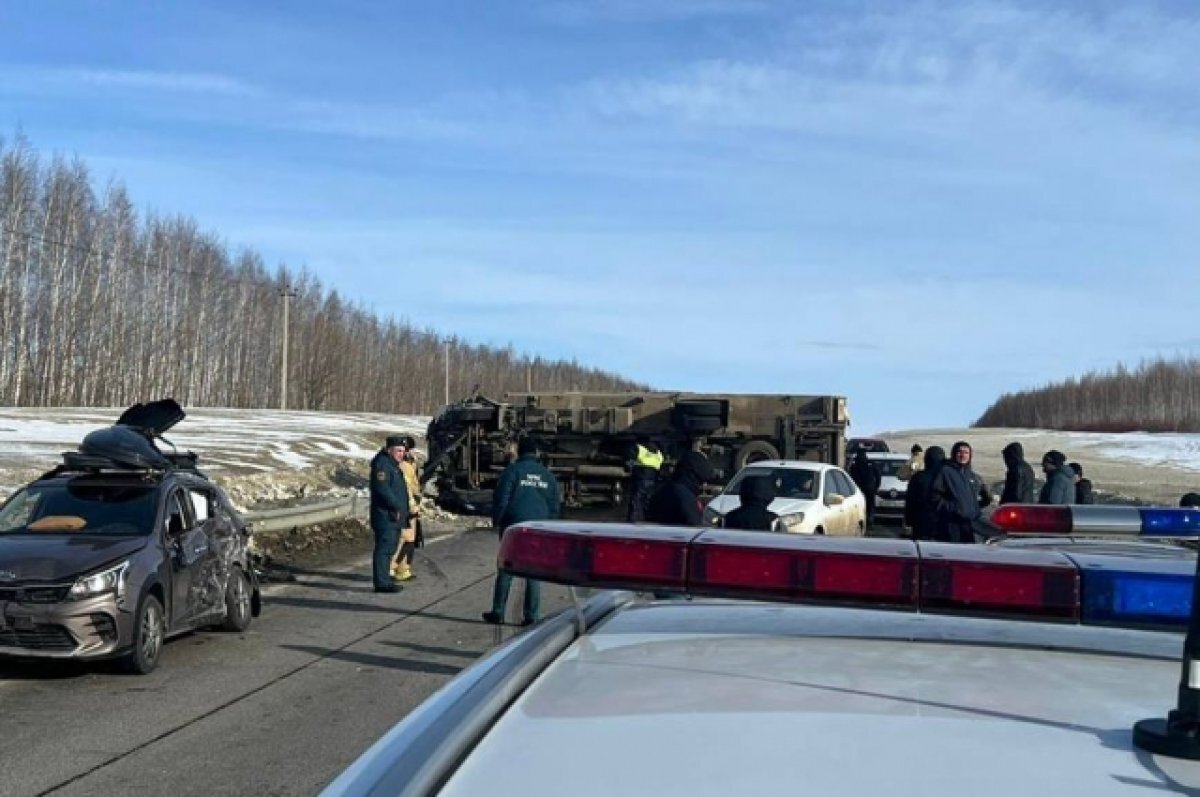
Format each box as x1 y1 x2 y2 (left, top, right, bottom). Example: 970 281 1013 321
280 284 297 410
526 360 532 392
444 340 450 405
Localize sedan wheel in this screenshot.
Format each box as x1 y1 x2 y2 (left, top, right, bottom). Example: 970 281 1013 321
119 594 164 675
220 567 253 632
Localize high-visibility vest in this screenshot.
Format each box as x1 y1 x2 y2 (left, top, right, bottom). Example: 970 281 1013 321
635 444 664 470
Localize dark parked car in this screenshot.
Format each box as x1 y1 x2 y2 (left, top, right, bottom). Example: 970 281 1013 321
0 400 260 674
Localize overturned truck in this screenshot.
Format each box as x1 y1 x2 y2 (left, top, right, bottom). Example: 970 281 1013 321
422 391 848 514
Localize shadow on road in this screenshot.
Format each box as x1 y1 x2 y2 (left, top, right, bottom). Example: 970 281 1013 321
0 659 94 681
379 640 481 659
282 644 464 676
269 595 411 614
284 567 373 584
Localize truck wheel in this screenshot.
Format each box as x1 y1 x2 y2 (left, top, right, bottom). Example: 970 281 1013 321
735 441 781 470
118 594 165 675
220 567 253 632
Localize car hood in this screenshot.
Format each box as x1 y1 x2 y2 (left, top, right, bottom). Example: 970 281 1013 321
707 496 819 516
879 475 906 492
0 535 148 583
439 606 1200 797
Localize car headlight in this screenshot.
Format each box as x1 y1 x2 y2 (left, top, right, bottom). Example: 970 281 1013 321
702 507 722 527
778 512 806 531
68 561 130 601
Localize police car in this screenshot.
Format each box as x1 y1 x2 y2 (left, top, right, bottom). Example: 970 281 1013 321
323 505 1200 796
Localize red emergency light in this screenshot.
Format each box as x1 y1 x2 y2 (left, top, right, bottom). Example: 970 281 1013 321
689 530 918 607
499 522 1086 622
991 505 1073 534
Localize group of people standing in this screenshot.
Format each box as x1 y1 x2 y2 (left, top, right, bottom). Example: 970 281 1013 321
902 440 1096 543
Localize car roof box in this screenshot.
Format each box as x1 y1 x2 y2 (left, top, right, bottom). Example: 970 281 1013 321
116 398 186 436
78 425 170 470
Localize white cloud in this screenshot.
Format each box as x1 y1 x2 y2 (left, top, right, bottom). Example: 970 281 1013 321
54 67 258 96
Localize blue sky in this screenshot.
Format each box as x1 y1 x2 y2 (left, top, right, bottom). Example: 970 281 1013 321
2 0 1198 433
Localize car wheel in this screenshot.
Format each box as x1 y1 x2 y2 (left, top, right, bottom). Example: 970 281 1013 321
734 440 781 470
814 526 825 535
118 594 165 675
220 567 253 632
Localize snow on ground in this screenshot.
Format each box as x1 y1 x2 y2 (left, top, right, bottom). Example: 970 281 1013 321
0 407 429 498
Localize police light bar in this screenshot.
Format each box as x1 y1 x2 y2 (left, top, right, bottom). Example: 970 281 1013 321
497 521 1191 625
991 505 1200 538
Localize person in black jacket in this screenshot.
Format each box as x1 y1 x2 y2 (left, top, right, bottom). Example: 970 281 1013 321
932 441 993 543
483 437 560 626
723 473 778 531
645 451 715 526
904 446 945 540
1070 462 1095 505
1000 442 1035 505
848 450 882 527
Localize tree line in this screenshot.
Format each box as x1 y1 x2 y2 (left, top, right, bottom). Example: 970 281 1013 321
0 134 644 413
975 357 1200 432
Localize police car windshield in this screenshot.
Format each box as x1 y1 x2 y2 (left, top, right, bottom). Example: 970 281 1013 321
0 482 159 536
723 467 819 500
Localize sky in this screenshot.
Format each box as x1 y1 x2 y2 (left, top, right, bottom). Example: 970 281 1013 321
2 0 1198 434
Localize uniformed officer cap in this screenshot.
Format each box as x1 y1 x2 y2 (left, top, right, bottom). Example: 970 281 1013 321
386 435 407 448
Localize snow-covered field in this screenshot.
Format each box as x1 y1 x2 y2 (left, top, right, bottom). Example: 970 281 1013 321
0 407 429 499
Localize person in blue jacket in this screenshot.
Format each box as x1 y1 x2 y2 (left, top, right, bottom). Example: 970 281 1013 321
483 437 561 626
369 435 411 593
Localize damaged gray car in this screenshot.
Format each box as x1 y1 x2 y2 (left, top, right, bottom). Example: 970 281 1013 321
0 399 261 674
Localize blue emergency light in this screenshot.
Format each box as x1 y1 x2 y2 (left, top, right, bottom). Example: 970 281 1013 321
1081 569 1194 629
1140 508 1200 537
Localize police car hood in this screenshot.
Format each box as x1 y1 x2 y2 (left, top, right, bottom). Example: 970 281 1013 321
439 604 1200 796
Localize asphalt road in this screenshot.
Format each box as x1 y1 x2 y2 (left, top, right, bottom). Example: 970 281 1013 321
0 526 571 797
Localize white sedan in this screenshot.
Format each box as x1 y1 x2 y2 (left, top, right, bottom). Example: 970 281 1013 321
702 460 867 535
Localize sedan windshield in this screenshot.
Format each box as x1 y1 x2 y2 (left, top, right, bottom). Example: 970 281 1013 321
724 467 819 500
0 481 158 536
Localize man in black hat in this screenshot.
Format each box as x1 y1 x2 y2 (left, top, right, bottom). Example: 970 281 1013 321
369 435 411 593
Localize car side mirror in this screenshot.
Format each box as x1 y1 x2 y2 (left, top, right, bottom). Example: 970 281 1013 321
826 493 845 507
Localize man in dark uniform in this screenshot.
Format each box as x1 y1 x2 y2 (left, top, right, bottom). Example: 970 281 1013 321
369 435 411 593
626 436 664 522
484 437 560 626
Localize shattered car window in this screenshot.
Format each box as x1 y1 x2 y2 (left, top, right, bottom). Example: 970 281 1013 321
0 481 158 536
